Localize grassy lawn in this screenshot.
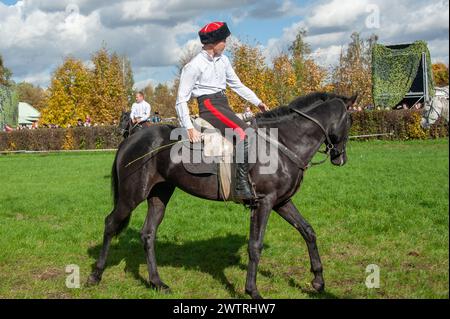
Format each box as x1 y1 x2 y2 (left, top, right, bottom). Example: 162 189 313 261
0 139 448 299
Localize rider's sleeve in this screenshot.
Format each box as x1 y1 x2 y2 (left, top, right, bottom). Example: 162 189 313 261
141 102 151 122
176 63 200 130
130 103 137 120
224 56 262 107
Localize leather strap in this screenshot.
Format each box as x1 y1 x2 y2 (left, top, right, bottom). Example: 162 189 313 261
256 129 308 170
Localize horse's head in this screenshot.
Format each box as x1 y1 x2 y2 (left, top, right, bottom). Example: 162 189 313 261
119 111 131 138
327 94 357 166
421 89 449 128
421 100 436 129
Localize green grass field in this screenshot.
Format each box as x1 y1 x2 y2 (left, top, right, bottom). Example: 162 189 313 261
0 139 448 299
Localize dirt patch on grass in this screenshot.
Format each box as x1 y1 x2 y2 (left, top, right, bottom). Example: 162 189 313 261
33 267 62 281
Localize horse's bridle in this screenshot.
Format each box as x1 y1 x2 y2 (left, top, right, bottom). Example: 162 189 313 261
289 108 345 166
122 120 145 137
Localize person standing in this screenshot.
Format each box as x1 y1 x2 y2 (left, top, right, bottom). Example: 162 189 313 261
175 21 269 203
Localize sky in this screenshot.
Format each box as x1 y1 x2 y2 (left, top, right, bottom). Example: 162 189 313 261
0 0 448 89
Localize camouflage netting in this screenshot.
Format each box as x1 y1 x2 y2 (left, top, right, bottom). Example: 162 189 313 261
372 40 435 108
0 84 19 129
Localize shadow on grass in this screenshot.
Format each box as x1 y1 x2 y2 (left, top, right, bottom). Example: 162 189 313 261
88 228 248 298
88 228 338 299
287 278 340 299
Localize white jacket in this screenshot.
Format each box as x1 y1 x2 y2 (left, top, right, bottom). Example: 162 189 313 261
176 50 262 129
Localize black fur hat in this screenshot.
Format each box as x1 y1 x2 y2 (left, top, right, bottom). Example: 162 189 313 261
198 22 231 45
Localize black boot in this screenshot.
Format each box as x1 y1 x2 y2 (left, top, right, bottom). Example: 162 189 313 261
234 138 255 202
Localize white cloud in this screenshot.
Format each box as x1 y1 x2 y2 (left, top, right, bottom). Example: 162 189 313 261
0 0 448 88
311 45 344 69
133 78 157 90
20 69 51 87
0 0 203 86
263 0 449 68
306 0 370 29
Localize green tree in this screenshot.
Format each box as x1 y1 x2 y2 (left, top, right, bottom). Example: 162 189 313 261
15 82 46 111
0 54 12 86
120 55 135 107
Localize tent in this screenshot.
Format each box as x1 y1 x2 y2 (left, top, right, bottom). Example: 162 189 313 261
372 40 435 108
18 102 40 125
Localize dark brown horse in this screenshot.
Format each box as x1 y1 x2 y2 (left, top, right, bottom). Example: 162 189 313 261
118 111 151 139
88 92 356 299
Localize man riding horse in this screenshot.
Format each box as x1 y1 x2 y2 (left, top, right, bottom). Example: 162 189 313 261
87 20 357 299
175 21 269 205
131 91 151 128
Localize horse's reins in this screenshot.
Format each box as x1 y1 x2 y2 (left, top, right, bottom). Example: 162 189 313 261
124 137 201 168
124 109 339 169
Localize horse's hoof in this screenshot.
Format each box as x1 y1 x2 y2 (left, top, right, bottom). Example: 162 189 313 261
86 274 101 287
150 282 172 294
311 279 325 292
246 289 264 299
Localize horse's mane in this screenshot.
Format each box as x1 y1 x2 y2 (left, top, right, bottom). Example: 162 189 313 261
255 92 342 124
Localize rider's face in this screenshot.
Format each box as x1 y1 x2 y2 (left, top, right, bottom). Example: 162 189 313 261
213 38 227 55
135 94 144 103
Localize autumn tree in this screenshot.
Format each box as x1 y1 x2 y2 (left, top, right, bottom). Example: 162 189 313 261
151 83 177 118
90 48 128 124
332 33 377 106
289 29 329 96
15 82 46 111
142 83 154 104
432 63 449 87
228 42 277 112
40 57 91 127
270 53 296 105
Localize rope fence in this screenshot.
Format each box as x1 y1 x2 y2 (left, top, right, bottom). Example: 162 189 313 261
0 132 396 155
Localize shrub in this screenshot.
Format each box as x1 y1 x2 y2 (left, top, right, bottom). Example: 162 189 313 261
0 114 447 152
0 126 122 151
349 109 448 140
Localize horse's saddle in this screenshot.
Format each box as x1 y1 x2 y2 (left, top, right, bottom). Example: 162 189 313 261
181 114 253 201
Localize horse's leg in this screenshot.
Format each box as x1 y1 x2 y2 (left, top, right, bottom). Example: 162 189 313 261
141 183 175 292
274 200 324 292
245 200 272 299
87 199 134 286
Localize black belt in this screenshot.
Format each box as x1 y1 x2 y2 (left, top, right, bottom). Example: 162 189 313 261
197 90 226 101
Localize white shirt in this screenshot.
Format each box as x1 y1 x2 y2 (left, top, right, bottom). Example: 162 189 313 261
130 100 151 122
176 50 262 129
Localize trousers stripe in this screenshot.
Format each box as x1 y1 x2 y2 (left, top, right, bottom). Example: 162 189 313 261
203 98 246 141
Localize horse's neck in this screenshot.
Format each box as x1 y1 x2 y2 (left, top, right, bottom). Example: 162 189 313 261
431 97 449 122
441 99 449 122
275 119 327 165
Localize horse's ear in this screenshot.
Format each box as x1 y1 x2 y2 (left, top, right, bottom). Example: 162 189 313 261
345 94 358 110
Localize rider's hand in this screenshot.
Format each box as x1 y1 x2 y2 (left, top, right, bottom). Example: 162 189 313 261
187 128 202 143
258 102 269 112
